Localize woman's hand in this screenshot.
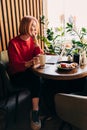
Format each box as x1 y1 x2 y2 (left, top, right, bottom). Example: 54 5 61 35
25 60 33 68
32 32 40 47
25 57 40 68
33 57 40 65
32 57 40 68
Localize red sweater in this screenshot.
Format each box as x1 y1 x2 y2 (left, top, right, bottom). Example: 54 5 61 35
8 36 44 74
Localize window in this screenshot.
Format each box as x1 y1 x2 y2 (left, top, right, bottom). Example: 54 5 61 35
47 0 87 29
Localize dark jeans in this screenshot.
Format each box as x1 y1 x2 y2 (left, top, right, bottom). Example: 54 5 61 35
10 69 42 98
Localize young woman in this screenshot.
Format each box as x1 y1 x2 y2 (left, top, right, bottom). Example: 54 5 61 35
8 16 44 130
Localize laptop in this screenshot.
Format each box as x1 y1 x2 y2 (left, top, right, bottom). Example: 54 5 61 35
46 55 59 64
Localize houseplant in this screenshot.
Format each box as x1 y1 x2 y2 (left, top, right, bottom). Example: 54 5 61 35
38 15 87 56
38 15 65 55
65 19 87 64
66 21 87 56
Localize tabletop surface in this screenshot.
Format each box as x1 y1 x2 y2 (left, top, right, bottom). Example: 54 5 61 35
32 55 87 80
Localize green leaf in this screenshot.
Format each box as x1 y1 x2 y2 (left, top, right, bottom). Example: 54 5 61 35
66 23 73 28
66 29 72 32
81 27 87 33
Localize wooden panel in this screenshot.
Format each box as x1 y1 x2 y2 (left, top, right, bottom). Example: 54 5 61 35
15 0 20 35
22 0 27 16
26 0 30 15
29 0 33 16
6 0 14 40
36 0 40 19
0 3 4 51
1 0 9 50
10 0 17 37
0 0 43 52
33 0 37 17
39 0 44 48
18 0 23 20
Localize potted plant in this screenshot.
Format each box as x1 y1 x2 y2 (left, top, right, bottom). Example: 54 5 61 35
66 20 87 64
38 15 87 57
66 21 87 57
38 15 64 55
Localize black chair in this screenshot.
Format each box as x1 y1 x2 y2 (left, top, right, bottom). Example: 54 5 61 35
0 61 31 129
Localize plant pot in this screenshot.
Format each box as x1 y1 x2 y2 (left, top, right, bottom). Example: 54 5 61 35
73 54 80 64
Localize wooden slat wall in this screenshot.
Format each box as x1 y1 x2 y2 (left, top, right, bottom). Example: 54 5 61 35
0 0 43 52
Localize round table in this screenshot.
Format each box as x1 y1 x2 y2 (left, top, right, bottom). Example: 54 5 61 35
32 57 87 80
32 56 87 121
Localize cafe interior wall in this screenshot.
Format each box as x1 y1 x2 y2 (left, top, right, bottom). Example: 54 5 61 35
0 0 44 52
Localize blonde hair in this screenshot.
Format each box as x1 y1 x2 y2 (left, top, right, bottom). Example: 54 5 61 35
19 16 39 35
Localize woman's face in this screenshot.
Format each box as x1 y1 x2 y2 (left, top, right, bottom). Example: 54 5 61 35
30 20 37 37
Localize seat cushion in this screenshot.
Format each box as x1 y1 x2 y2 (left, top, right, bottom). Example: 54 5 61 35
55 93 87 129
0 50 9 65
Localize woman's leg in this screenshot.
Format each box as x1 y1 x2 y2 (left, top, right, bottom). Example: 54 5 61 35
10 69 42 129
32 98 39 111
26 70 42 129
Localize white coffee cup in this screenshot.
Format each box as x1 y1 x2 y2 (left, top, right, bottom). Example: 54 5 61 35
38 54 46 66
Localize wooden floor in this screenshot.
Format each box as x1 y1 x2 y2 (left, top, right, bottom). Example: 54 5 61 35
7 111 79 130
8 116 60 130
6 98 80 130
